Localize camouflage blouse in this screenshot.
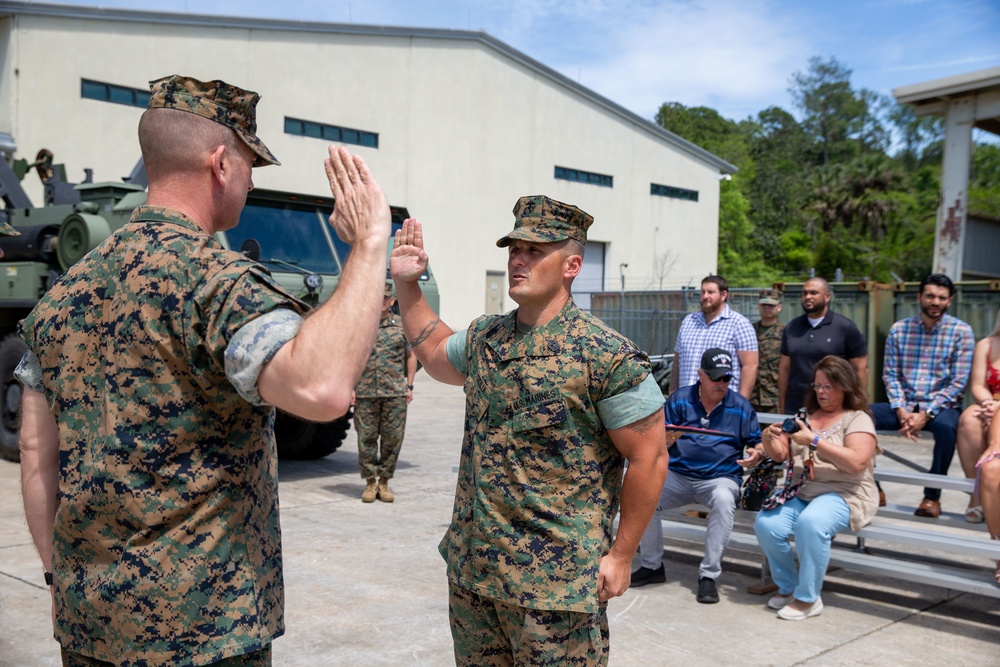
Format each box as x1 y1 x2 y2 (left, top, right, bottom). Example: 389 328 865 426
440 299 651 614
354 316 409 398
19 206 307 666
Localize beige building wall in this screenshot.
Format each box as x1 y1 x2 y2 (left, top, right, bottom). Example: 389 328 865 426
0 8 728 328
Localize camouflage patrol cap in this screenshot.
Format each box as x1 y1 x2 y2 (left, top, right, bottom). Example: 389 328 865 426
496 195 594 247
147 74 280 168
0 220 19 236
759 288 782 305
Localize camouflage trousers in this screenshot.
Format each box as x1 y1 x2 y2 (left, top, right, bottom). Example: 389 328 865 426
61 644 271 666
354 396 408 479
448 581 609 667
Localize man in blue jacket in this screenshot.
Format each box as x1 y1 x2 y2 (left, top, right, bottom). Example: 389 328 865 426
632 348 762 603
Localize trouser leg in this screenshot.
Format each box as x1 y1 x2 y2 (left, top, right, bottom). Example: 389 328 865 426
354 398 381 480
376 396 408 479
924 408 959 501
754 498 805 596
694 476 740 580
791 493 850 603
638 471 693 570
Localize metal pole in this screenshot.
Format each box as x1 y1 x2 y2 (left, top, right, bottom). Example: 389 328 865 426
619 263 627 333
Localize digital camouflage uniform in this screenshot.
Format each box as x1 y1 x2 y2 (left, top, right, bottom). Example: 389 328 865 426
18 204 307 666
751 319 784 413
443 298 651 665
354 313 409 480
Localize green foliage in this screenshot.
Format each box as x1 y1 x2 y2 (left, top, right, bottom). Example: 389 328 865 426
653 54 999 285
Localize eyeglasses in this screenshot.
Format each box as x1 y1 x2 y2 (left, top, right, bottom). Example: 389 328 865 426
712 374 733 383
810 383 834 392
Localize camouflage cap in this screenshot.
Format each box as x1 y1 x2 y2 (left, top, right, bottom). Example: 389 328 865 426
147 74 280 168
496 195 594 247
758 288 782 305
0 220 19 237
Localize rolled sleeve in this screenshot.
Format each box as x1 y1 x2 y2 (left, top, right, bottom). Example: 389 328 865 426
14 349 43 392
597 374 664 430
445 330 468 376
225 309 303 406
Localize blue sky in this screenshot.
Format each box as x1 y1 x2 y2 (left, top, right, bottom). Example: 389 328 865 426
47 0 1000 123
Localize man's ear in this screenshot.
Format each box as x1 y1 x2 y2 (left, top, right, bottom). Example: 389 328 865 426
564 253 583 279
208 144 227 186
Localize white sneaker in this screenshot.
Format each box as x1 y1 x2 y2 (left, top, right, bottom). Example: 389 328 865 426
777 597 824 620
766 593 793 610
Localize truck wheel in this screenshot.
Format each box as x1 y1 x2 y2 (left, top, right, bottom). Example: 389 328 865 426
0 334 27 462
275 408 352 460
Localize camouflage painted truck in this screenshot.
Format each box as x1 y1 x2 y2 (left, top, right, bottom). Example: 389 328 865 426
0 146 438 462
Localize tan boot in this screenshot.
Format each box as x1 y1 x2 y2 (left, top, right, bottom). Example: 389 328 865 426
361 478 377 503
377 476 394 503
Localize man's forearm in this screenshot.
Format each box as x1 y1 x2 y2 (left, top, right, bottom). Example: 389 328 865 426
738 361 758 400
20 388 60 573
611 455 667 560
395 280 464 385
259 236 387 420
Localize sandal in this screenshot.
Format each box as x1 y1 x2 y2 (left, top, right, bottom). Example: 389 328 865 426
965 505 985 523
993 535 1000 586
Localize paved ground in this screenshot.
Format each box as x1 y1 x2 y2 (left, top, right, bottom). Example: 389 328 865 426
1 376 998 666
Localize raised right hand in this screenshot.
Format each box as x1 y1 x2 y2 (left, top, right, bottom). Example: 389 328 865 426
324 146 390 247
390 218 429 284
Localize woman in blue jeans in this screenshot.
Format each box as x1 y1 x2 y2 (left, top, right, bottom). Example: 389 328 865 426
754 356 880 620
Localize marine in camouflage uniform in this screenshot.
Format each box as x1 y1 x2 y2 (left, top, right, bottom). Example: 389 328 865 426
390 196 667 666
353 282 416 502
16 75 392 666
751 288 784 413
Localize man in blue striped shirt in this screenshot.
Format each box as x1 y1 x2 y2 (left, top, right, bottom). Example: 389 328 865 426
871 274 974 518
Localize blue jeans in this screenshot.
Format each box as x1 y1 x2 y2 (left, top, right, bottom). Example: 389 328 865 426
870 402 959 501
754 494 850 603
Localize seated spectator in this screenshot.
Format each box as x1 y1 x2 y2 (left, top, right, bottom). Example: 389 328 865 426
754 356 879 620
871 274 974 518
632 348 763 604
983 405 1000 585
957 307 1000 523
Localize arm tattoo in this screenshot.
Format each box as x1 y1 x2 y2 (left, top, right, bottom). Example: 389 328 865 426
628 411 662 434
408 319 441 348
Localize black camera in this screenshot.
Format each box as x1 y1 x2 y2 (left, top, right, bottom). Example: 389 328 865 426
781 408 809 434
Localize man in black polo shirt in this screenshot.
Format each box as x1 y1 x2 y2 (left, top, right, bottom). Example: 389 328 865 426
778 277 868 414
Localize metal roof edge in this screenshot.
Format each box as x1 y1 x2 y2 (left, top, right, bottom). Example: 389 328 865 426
893 66 1000 105
0 1 737 174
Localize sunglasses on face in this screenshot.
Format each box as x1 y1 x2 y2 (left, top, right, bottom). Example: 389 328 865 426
712 374 733 383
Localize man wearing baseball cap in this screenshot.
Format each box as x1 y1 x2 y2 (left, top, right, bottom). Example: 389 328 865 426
633 348 762 603
391 195 667 665
17 75 390 666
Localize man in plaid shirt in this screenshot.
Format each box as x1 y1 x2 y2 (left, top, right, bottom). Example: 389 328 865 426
871 274 974 518
669 275 759 400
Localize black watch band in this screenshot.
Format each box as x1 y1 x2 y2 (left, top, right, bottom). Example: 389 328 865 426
44 571 53 586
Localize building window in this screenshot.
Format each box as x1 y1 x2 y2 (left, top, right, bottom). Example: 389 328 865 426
284 117 378 149
651 183 699 202
80 79 150 108
554 166 613 188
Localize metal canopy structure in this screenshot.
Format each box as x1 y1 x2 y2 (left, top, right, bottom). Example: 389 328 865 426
893 66 1000 279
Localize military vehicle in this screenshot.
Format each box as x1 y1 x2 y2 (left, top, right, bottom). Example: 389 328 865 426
0 144 438 462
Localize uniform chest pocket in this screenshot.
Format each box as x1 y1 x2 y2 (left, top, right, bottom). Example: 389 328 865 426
510 398 568 433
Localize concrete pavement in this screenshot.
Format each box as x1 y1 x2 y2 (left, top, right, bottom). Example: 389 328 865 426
1 376 998 666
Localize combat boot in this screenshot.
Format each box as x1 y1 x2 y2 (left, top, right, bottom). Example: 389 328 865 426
361 478 377 503
377 476 394 503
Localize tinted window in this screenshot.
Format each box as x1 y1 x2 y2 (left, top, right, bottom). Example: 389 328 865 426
225 200 343 275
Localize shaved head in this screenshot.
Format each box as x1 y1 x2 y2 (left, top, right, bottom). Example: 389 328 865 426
138 108 241 179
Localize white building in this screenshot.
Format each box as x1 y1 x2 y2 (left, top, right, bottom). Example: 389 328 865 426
0 2 734 327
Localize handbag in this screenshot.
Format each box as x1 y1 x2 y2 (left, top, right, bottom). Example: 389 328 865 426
759 450 811 511
740 458 779 511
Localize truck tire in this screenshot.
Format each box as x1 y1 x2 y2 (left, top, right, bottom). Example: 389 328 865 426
275 408 352 460
0 334 27 462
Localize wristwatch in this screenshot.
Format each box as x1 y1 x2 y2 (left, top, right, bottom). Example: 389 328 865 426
406 384 414 390
809 435 820 452
44 571 53 586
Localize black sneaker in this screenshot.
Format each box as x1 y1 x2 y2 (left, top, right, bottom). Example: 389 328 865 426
630 564 666 587
696 577 719 603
